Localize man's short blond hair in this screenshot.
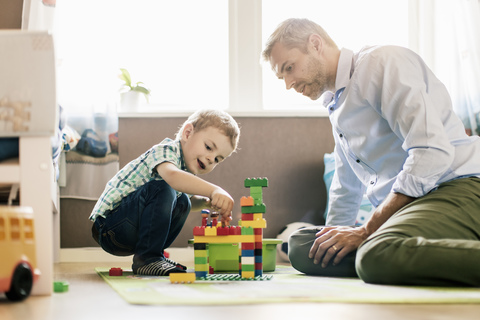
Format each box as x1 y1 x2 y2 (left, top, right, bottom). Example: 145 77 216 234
176 109 240 151
262 18 338 63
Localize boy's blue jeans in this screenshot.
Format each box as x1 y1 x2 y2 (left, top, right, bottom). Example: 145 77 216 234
92 180 191 271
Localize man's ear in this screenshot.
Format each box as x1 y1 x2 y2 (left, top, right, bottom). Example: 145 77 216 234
309 34 323 54
182 123 194 141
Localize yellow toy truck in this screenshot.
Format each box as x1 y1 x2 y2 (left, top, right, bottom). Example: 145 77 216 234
0 206 40 301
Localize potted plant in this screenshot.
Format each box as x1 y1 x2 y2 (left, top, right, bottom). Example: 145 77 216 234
118 68 151 112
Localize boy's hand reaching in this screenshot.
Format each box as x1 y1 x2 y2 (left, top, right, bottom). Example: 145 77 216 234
210 187 234 223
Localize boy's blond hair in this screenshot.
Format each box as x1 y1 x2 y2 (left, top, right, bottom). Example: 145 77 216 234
176 109 240 151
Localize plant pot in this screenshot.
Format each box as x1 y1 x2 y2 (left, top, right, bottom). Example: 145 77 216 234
119 91 142 112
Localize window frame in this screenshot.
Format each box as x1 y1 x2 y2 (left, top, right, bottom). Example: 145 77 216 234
122 0 422 118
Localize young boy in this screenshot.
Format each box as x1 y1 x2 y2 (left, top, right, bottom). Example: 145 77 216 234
90 109 240 276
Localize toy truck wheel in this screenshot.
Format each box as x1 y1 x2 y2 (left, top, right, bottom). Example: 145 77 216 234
5 263 33 301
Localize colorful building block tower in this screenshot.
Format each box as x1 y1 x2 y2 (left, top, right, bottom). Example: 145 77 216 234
238 177 268 278
193 178 268 280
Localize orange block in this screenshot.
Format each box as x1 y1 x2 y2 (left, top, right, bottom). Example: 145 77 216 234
240 196 254 207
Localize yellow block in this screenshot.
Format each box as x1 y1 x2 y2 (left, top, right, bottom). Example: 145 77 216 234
194 250 207 257
194 235 255 243
253 213 263 220
194 264 208 271
239 219 266 228
204 227 217 236
170 273 196 284
241 271 255 279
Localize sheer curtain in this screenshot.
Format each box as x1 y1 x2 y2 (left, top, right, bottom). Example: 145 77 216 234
23 0 120 200
433 0 480 135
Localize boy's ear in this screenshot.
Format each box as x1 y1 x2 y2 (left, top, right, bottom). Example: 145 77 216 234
182 123 194 141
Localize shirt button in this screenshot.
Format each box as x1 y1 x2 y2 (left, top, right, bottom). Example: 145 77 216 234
339 133 343 138
370 181 374 185
356 159 360 163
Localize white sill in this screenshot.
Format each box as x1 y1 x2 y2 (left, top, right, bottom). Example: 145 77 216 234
118 108 329 118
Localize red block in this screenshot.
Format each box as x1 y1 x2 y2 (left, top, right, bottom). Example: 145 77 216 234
193 226 205 236
242 242 255 250
241 213 254 221
217 227 229 235
109 267 123 276
254 228 263 235
255 242 263 249
255 263 263 270
229 226 242 235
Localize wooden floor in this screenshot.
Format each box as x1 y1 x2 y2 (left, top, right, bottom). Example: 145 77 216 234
1 260 480 320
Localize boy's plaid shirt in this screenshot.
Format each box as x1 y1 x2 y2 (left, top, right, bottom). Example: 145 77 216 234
89 138 187 221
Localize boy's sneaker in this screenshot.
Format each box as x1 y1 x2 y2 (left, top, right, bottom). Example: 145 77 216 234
165 258 187 271
134 259 186 276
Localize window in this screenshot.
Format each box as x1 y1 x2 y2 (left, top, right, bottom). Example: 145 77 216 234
0 217 5 241
261 0 410 110
54 0 228 113
54 0 410 115
10 217 20 240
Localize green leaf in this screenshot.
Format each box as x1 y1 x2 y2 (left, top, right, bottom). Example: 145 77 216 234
118 68 132 88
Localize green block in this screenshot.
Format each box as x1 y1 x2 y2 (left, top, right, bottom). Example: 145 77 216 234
249 186 263 195
241 226 254 235
195 256 208 264
241 204 266 213
53 281 69 293
244 178 268 188
241 264 255 271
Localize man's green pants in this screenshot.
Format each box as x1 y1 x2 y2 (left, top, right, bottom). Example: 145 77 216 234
288 177 480 286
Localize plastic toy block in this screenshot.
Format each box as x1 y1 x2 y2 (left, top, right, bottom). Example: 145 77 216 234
255 255 263 263
255 269 263 277
254 227 263 235
241 271 255 279
240 196 254 207
253 213 263 220
229 226 242 235
194 243 207 250
255 241 263 249
195 264 208 271
241 256 255 265
109 267 123 276
199 274 273 281
204 227 217 236
241 227 254 235
241 242 255 250
239 219 267 228
241 213 254 221
194 250 207 258
241 204 266 214
216 227 229 235
195 271 208 279
193 226 205 236
170 273 196 284
195 257 208 264
209 266 214 274
241 249 254 257
194 235 255 243
53 281 69 293
244 178 268 188
249 186 263 196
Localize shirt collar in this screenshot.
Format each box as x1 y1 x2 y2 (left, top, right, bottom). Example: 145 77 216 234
335 48 355 91
322 48 354 110
176 139 189 173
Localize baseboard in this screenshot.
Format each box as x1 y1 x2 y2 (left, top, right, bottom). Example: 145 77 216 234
59 247 194 263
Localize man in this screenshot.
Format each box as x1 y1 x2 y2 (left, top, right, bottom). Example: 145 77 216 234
262 18 480 286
